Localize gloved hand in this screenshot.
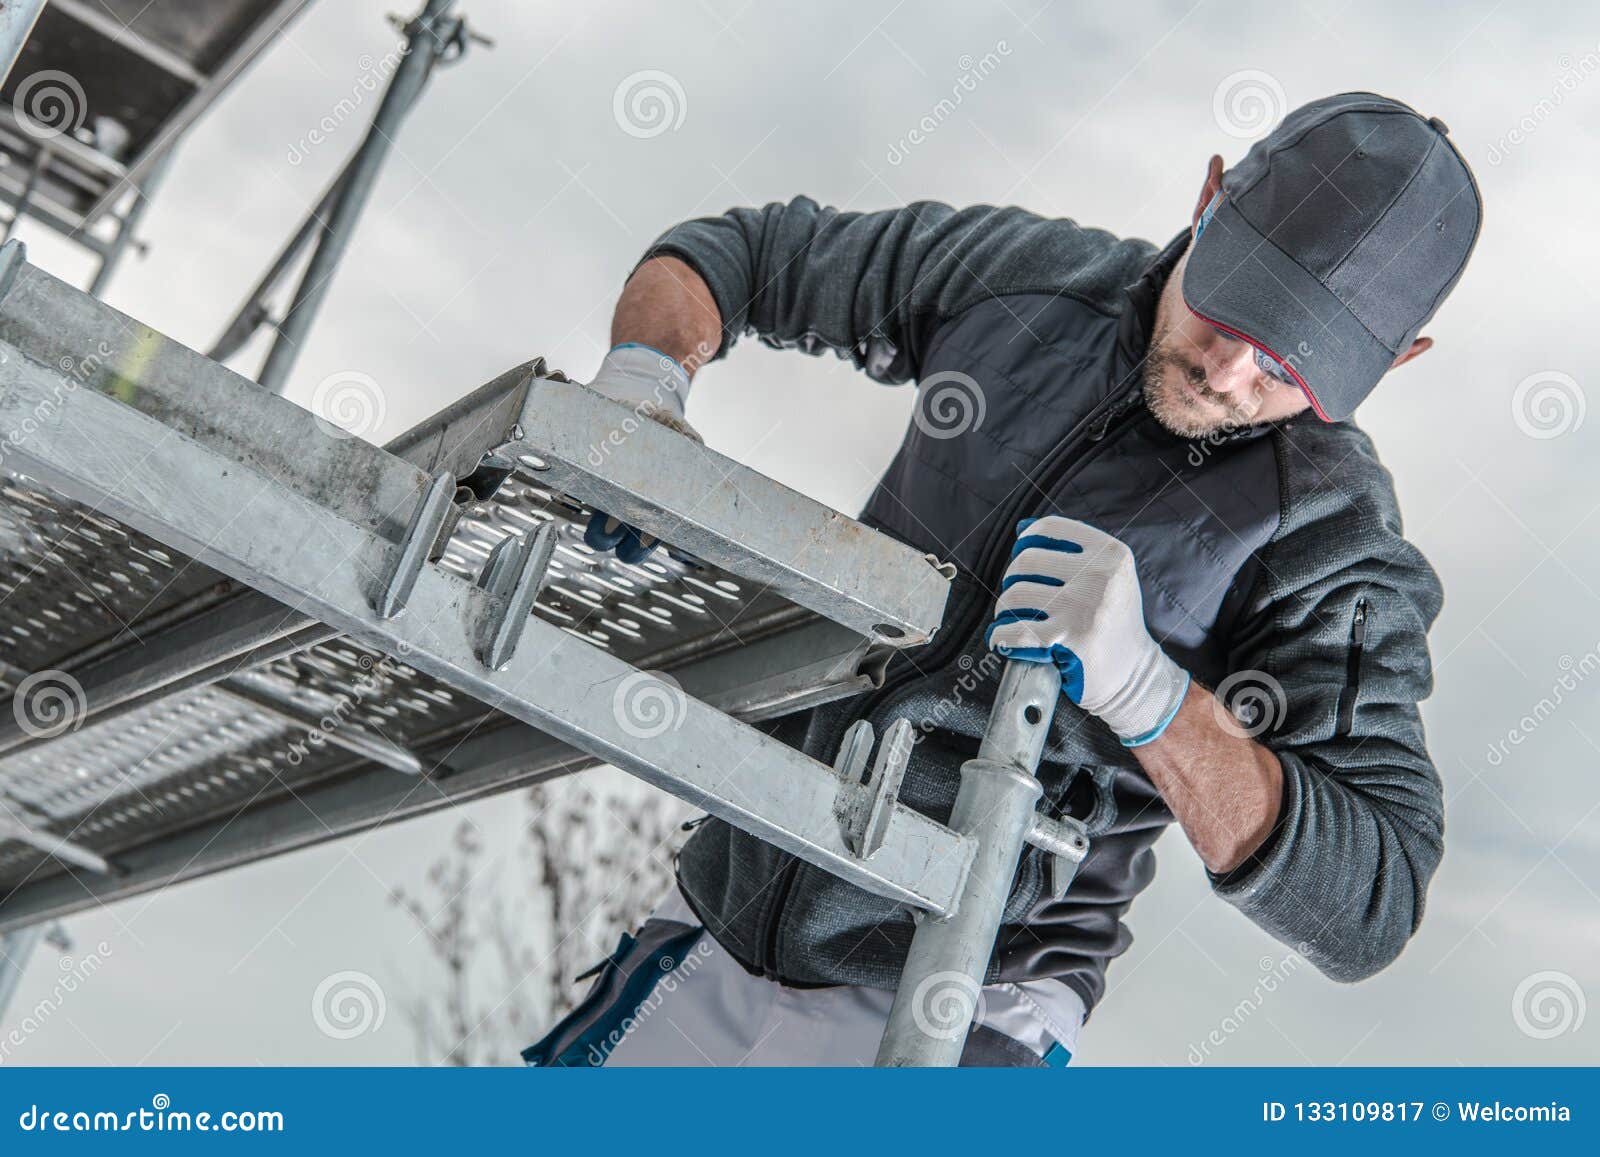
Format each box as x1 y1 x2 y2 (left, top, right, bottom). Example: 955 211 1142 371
986 515 1191 747
582 343 701 564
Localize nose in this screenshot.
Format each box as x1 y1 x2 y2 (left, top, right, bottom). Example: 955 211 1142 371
1200 332 1260 400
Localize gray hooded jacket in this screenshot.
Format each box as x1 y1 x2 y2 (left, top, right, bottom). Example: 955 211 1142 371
644 196 1446 1015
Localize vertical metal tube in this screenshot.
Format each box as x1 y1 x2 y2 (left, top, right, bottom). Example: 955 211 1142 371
206 160 354 361
87 147 176 297
2 141 50 243
255 0 457 394
0 924 43 1022
0 0 47 88
875 659 1062 1066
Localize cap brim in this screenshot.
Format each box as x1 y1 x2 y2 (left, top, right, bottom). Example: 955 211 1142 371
1181 197 1395 422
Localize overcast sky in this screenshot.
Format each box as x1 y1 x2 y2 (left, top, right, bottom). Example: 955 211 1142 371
4 0 1597 1066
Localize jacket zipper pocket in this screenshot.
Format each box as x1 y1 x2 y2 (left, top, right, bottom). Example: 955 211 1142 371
1334 596 1369 737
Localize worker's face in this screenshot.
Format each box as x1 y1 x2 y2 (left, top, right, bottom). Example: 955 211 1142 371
1142 249 1313 438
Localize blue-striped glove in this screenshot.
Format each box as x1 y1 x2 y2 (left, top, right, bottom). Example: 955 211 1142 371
986 515 1191 746
582 343 701 565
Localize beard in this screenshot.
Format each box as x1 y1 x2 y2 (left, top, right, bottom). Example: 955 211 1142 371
1141 327 1263 439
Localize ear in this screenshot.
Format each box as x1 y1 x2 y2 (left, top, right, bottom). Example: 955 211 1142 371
1192 154 1225 233
1390 335 1433 370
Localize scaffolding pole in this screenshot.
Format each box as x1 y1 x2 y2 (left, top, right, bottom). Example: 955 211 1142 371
0 0 46 86
876 659 1093 1066
254 0 466 393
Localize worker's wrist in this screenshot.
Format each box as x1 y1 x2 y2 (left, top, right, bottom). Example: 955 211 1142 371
593 342 691 421
1099 643 1191 747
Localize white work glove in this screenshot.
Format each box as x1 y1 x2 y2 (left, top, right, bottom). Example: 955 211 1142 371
582 343 702 564
986 515 1191 746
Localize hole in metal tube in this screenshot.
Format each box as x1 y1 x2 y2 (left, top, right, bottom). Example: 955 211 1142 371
1023 704 1043 726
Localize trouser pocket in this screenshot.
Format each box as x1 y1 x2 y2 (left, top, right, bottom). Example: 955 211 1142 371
521 920 704 1067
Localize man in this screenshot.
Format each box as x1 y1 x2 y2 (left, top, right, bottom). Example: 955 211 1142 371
525 92 1481 1066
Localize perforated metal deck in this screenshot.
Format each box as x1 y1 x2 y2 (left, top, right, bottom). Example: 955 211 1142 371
0 392 862 904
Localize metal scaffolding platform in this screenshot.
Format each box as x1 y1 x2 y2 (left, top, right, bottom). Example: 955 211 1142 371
0 243 1110 1065
0 269 951 930
0 0 315 258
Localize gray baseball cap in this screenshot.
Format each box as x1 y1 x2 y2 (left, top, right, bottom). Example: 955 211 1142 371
1182 91 1482 422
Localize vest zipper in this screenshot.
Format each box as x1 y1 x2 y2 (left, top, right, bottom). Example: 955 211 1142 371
755 383 1146 977
1335 596 1369 737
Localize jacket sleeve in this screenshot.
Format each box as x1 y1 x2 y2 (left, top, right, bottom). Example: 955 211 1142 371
641 195 1147 383
1209 426 1446 982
